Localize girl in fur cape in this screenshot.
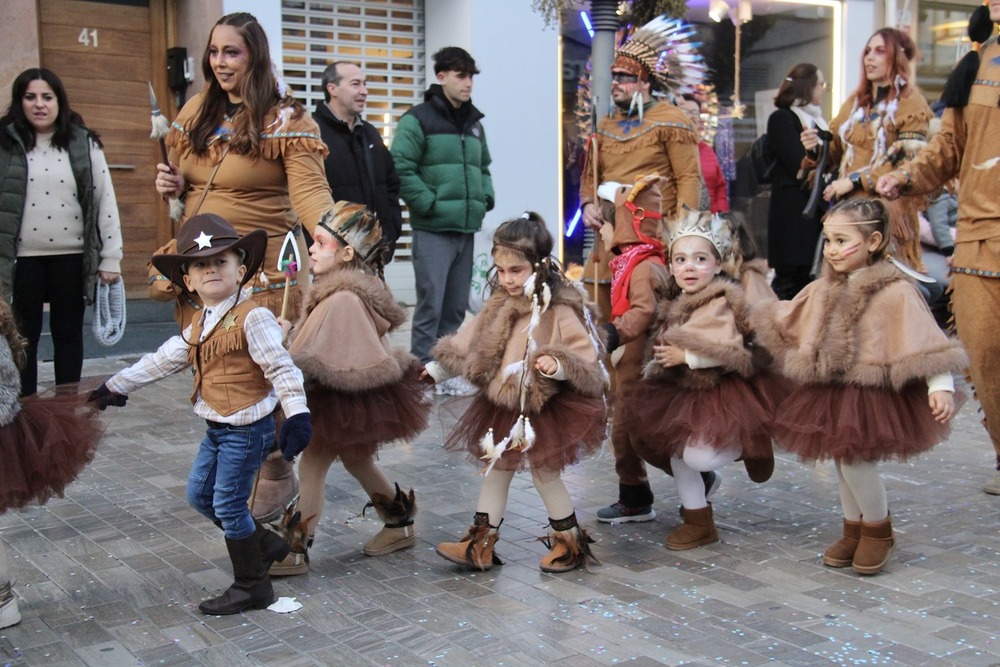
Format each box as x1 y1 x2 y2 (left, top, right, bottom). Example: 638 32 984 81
627 211 787 551
274 202 430 574
425 212 609 574
752 198 968 575
0 297 105 628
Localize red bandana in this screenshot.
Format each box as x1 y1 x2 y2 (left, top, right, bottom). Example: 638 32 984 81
609 243 665 319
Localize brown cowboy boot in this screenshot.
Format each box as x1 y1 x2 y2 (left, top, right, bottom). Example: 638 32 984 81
199 529 273 615
268 507 313 577
539 512 600 573
666 505 719 551
822 519 861 568
251 453 299 524
363 484 417 557
436 512 503 571
852 515 895 575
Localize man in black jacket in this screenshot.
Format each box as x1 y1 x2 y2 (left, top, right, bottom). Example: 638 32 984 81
314 61 403 262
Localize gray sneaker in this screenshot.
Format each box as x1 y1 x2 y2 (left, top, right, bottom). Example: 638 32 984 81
596 502 656 523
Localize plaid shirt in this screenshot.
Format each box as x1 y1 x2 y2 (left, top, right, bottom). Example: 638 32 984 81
108 289 308 425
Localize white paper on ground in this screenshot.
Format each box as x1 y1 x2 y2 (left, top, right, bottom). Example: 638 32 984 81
268 597 302 613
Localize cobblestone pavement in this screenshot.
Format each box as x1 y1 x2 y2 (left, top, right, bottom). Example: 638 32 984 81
2 333 999 666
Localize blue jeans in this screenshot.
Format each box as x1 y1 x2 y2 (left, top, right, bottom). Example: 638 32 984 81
186 416 274 539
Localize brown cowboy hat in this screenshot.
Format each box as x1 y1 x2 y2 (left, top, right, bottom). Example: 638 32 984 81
152 213 267 288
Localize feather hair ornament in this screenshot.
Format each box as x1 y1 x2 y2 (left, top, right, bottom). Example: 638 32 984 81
615 16 707 96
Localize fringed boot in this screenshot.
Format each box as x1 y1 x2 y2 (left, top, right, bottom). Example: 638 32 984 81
852 514 894 575
666 505 719 551
539 512 600 573
436 512 503 571
822 519 861 568
362 484 417 557
199 529 274 615
268 507 312 577
0 580 20 629
251 453 299 524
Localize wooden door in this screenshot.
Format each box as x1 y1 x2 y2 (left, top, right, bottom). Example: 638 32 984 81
39 0 173 298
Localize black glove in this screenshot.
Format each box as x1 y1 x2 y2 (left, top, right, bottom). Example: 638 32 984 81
602 322 620 353
279 413 313 461
88 383 128 410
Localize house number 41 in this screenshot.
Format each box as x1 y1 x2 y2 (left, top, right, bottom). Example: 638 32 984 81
78 28 99 48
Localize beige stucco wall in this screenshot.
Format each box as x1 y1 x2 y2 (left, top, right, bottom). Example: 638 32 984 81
0 0 42 113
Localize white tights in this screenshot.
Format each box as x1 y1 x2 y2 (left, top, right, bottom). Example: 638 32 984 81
835 460 888 522
476 467 575 527
672 442 741 509
296 447 395 536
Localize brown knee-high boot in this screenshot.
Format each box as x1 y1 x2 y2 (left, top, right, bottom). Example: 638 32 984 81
852 515 894 575
363 484 417 556
436 512 503 571
539 512 600 573
199 529 274 615
823 519 861 568
666 505 719 551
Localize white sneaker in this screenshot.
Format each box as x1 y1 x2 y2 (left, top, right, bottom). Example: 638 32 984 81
435 377 477 396
0 589 20 629
984 471 1000 495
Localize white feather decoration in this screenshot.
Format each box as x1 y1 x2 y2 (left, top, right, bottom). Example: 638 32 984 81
540 283 552 313
520 417 536 453
522 273 536 301
502 360 525 379
479 428 496 459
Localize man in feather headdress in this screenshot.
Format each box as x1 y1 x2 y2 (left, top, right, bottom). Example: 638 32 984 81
578 18 705 523
877 2 1000 495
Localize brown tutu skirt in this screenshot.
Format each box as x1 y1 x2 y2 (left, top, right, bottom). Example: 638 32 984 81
771 382 960 464
0 390 104 512
626 373 790 468
444 390 608 472
307 364 432 464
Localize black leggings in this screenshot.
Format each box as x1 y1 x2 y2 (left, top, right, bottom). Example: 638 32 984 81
12 254 86 395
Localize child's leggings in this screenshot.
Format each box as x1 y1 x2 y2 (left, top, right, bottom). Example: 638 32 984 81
672 441 741 509
296 446 395 536
835 460 888 522
476 466 575 525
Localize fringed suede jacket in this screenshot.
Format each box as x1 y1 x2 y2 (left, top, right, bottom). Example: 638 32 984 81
751 261 968 390
641 278 755 391
432 282 608 414
288 270 415 393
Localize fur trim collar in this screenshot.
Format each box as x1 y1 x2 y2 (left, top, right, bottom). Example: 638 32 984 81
298 270 405 333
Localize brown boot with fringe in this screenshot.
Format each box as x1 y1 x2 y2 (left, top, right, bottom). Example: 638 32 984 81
251 453 299 524
436 512 503 571
666 505 719 550
539 513 600 573
852 515 894 575
363 484 417 557
823 519 861 568
268 507 313 577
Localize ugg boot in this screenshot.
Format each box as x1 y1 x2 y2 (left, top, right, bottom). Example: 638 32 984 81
0 581 20 629
250 453 299 524
199 530 274 615
268 508 312 577
822 519 861 568
436 512 503 571
666 505 719 551
852 515 895 575
362 484 417 557
539 513 600 573
742 435 775 483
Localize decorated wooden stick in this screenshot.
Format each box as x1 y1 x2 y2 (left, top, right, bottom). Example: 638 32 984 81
149 82 183 223
277 230 301 321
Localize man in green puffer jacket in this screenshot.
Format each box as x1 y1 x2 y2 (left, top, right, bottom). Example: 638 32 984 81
391 47 495 365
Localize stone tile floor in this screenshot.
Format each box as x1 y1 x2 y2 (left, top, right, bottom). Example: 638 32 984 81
1 348 999 666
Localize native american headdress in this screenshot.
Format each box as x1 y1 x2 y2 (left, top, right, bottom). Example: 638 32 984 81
613 16 707 97
667 208 734 259
317 202 384 268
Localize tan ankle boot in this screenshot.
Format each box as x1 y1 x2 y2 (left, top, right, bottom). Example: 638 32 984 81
852 515 894 575
539 513 600 573
363 484 417 557
251 454 299 524
268 507 313 577
823 519 861 568
436 513 502 570
666 505 719 551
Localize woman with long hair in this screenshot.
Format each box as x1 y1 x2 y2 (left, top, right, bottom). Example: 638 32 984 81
803 28 932 273
0 68 123 395
153 12 336 531
766 63 828 299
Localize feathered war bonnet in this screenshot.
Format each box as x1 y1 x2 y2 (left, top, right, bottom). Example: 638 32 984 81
666 208 734 261
316 201 383 268
613 16 707 97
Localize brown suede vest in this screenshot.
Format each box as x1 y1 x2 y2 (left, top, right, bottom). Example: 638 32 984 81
187 299 270 416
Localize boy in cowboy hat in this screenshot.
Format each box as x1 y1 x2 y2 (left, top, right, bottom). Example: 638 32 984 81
89 213 312 615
